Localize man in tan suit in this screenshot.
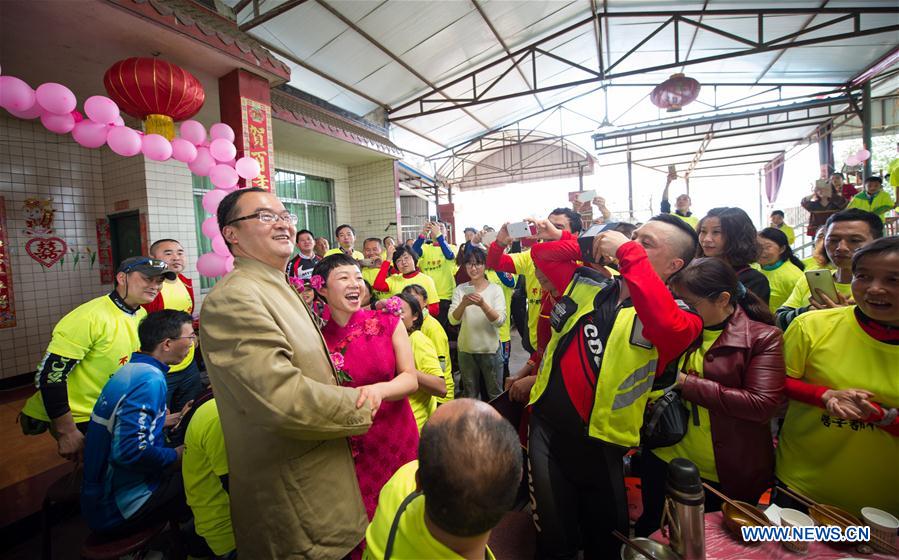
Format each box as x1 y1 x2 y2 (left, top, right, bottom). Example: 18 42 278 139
200 187 377 558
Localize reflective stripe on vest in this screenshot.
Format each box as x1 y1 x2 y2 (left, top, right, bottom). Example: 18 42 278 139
530 270 659 448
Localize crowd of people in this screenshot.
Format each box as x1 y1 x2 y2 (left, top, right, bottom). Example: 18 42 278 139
16 171 897 558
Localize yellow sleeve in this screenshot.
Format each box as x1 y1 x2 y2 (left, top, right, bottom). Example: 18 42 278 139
782 317 811 379
781 275 808 309
423 275 439 305
412 334 443 378
509 250 534 276
202 411 229 478
45 309 98 360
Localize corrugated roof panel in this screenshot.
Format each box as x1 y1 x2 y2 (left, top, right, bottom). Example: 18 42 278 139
352 1 476 56
305 30 396 85
252 2 348 59
354 61 429 105
397 12 505 83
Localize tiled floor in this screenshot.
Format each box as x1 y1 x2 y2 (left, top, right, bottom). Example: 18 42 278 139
0 387 69 527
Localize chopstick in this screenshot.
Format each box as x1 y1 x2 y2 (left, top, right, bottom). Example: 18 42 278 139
777 486 897 554
612 530 659 560
702 483 773 527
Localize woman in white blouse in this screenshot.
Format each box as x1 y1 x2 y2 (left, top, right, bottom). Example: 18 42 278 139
449 247 506 401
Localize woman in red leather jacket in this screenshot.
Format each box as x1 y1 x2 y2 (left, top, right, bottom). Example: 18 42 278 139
635 257 786 536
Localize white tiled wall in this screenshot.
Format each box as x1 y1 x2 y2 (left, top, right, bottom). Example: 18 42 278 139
0 115 201 379
348 160 400 244
0 115 108 378
0 113 400 380
145 158 199 293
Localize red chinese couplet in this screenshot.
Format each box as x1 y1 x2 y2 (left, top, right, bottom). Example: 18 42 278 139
96 218 114 284
0 197 15 328
241 97 274 191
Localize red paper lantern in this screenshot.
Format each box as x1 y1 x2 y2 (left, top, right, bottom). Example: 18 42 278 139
103 57 205 139
650 73 701 112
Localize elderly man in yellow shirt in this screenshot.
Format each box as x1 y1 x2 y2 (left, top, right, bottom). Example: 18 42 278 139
364 399 522 560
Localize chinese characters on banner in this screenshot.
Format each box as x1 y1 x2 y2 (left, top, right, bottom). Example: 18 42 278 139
96 218 114 284
241 97 274 191
0 197 15 328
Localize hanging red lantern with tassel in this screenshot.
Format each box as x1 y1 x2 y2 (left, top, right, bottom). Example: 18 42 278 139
103 57 205 140
650 73 701 112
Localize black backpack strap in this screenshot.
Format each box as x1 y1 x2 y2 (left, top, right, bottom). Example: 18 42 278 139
384 490 422 560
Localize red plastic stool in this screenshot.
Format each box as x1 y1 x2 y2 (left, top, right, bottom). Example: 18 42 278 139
80 521 167 560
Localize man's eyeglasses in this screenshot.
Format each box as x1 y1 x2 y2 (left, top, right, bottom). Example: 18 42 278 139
171 334 198 341
227 211 298 226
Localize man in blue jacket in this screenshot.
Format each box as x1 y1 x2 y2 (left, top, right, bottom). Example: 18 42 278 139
81 309 195 534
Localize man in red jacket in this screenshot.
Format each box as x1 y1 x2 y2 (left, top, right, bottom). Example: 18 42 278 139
145 239 204 417
526 214 703 558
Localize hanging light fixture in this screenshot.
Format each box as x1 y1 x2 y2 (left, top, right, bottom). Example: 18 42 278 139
650 73 701 112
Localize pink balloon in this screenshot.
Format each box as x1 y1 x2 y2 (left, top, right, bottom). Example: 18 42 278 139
209 123 235 142
209 138 237 162
235 156 261 180
202 188 228 214
112 114 124 126
0 76 36 111
212 234 230 257
210 164 239 189
846 155 860 166
8 101 42 120
224 254 235 273
71 110 84 122
171 138 198 163
180 120 206 145
71 120 108 148
188 147 215 176
107 126 142 157
142 134 172 161
201 216 220 239
84 96 119 124
41 110 75 134
197 252 228 278
856 149 871 162
35 82 76 115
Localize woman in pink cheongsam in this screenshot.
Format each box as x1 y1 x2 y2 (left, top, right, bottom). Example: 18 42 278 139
314 254 420 548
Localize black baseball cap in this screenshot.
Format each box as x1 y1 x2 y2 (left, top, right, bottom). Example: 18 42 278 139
117 256 177 280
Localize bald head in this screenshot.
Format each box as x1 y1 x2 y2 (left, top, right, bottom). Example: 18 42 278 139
419 398 522 537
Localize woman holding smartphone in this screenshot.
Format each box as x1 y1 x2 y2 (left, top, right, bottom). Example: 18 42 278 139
449 247 506 401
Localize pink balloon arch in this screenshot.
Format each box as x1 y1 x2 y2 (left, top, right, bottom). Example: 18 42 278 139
0 71 262 279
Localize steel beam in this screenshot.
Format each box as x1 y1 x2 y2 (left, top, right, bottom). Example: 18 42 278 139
387 6 899 121
239 0 310 31
315 0 491 130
